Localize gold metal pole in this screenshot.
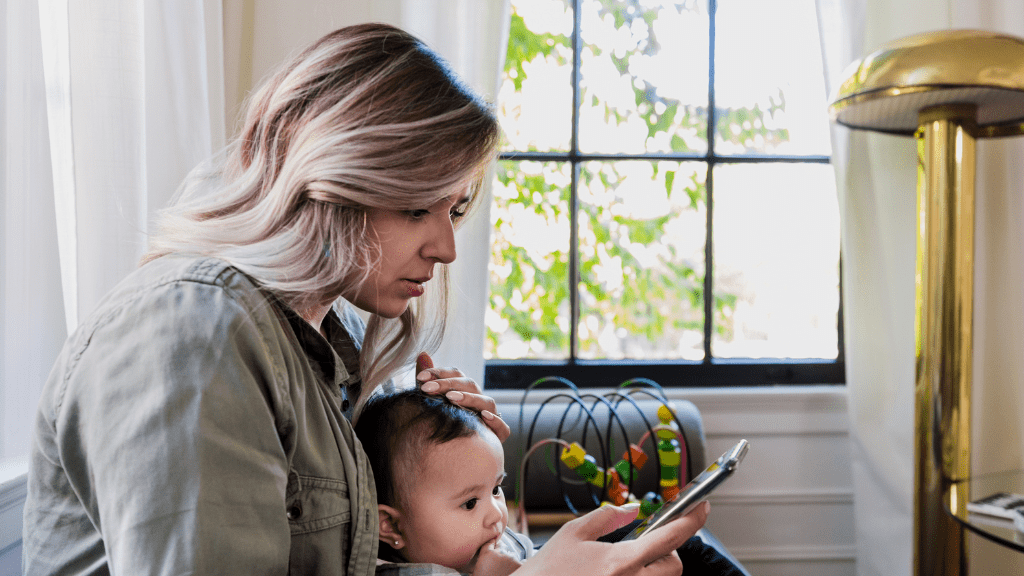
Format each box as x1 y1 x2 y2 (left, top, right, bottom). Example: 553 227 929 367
913 105 976 576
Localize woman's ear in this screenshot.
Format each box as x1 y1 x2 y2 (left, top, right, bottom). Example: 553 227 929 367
378 504 404 548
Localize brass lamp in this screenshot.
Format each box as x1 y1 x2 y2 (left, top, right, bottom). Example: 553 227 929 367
829 30 1024 576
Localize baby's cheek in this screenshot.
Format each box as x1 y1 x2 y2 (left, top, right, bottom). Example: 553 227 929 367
450 534 486 568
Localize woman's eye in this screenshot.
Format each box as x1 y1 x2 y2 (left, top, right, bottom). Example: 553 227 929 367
462 498 478 510
405 209 430 220
450 208 466 222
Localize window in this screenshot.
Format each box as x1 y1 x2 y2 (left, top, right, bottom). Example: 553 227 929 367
485 0 842 388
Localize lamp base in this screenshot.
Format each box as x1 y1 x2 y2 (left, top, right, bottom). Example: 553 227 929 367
912 105 976 576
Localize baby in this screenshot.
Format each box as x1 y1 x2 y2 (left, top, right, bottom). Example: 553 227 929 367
354 388 534 576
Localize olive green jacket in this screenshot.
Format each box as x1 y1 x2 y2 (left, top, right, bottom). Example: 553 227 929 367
23 255 380 575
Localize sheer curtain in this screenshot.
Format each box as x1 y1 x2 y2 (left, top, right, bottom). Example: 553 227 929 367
226 0 511 386
0 0 221 463
1 0 65 463
818 0 1024 573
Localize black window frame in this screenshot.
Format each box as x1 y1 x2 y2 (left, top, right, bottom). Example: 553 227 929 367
484 0 844 389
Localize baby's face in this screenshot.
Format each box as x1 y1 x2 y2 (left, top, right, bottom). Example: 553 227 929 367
398 428 508 571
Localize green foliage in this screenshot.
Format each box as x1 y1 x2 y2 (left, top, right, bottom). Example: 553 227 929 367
488 0 792 360
716 98 790 151
489 162 572 356
505 13 570 92
587 0 708 155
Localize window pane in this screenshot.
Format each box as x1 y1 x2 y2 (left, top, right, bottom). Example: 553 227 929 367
711 163 840 358
487 161 573 359
577 160 707 360
714 0 832 156
500 0 574 153
578 0 710 155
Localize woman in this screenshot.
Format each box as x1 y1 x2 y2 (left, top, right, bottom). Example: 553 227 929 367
23 23 712 575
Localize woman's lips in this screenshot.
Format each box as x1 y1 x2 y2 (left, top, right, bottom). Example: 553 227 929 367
403 279 425 297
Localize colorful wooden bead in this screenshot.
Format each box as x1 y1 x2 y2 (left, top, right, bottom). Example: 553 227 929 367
560 442 587 469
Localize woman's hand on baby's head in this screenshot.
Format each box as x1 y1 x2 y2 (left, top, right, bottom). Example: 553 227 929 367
415 352 511 442
469 537 523 576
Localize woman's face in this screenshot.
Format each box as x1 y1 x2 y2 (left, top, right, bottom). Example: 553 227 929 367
345 191 470 318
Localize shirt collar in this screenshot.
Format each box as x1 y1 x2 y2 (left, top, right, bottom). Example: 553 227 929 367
272 299 362 414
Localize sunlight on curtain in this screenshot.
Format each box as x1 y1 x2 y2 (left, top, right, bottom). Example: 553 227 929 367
1 0 65 462
41 0 149 331
39 0 220 331
0 1 221 463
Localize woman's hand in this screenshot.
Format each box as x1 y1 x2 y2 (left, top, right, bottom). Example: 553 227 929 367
512 501 711 576
415 352 510 442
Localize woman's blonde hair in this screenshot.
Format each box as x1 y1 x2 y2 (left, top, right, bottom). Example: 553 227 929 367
143 23 500 396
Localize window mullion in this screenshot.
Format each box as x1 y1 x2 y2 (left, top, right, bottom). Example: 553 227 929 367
703 0 718 363
568 0 583 362
569 163 581 361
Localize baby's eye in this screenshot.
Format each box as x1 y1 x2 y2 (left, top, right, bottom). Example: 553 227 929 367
462 498 478 510
492 485 503 496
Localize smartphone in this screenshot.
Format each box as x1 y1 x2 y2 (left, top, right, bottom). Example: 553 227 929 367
619 439 749 541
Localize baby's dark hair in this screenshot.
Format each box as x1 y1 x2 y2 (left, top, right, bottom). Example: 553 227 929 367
354 388 484 508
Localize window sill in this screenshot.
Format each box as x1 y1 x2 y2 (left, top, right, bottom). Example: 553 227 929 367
484 359 845 389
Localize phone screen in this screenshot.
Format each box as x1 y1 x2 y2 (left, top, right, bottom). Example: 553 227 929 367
618 439 748 541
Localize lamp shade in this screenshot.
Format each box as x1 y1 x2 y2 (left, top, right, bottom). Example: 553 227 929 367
829 29 1024 136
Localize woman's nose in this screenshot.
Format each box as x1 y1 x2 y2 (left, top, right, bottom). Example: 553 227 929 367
422 217 457 264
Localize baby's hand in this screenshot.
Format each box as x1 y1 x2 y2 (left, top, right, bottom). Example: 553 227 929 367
470 537 523 576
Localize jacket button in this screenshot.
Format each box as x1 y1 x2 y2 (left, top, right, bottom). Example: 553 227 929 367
287 503 302 520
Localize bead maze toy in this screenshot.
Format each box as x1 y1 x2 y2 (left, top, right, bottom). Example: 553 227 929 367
510 378 691 534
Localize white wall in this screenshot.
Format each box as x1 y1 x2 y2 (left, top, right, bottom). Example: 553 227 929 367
222 0 378 135
686 387 855 576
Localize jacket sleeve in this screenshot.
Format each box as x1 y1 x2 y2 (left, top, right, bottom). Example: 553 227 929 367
52 278 295 575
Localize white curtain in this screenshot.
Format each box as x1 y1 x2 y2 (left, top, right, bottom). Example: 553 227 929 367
0 0 221 463
1 0 65 462
819 0 1024 573
226 0 511 386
